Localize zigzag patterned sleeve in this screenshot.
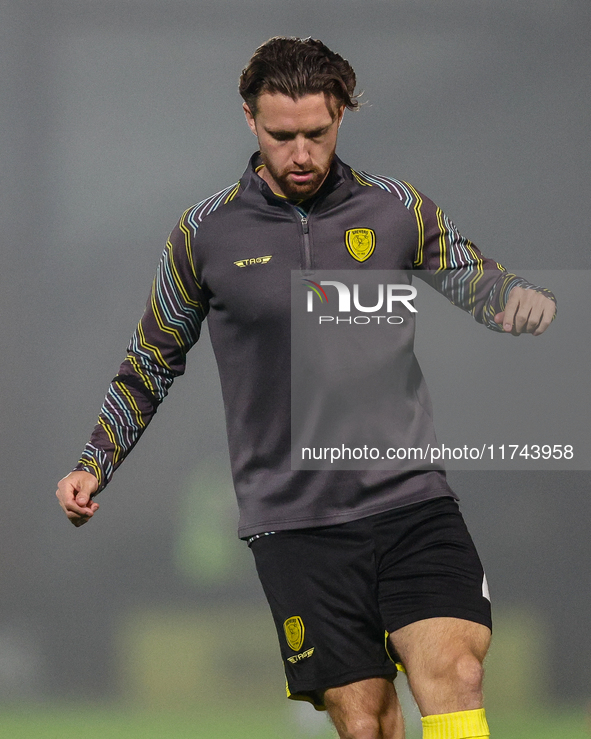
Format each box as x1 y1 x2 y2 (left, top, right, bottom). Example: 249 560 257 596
409 185 556 331
74 209 209 491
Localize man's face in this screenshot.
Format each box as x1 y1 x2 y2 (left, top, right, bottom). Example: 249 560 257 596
244 92 344 200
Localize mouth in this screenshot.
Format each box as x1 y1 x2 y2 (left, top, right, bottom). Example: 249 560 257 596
288 171 315 184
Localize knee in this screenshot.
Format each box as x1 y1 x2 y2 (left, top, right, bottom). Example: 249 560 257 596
324 677 403 739
327 700 401 739
336 714 385 739
453 653 484 694
429 651 483 697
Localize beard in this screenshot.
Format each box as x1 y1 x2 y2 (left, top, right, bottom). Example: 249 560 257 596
261 157 332 201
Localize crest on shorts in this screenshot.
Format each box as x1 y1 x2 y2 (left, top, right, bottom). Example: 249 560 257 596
283 616 305 652
345 228 376 262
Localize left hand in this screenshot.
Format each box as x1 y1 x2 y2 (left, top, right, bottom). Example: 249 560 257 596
494 286 556 336
55 470 100 527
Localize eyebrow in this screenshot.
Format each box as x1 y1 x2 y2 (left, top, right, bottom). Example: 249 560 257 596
265 125 332 139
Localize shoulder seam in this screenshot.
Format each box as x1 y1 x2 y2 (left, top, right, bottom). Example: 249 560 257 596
351 169 425 266
351 169 418 206
184 181 240 237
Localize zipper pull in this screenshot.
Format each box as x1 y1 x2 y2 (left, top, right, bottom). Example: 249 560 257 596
301 217 309 234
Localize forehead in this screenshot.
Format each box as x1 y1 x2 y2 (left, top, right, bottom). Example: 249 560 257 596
255 92 338 129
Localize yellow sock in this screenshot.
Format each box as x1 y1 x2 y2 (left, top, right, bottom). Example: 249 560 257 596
421 708 489 739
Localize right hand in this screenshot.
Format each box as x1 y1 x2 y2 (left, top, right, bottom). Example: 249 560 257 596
56 470 100 527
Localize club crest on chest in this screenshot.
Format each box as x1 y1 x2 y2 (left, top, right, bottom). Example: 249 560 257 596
345 228 376 262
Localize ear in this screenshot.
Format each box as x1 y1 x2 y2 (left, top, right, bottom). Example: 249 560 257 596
243 102 258 137
337 105 345 129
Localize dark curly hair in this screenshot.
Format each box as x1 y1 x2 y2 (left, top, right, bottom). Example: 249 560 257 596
239 37 359 116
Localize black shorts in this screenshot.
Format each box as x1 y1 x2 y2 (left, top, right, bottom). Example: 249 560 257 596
249 496 491 709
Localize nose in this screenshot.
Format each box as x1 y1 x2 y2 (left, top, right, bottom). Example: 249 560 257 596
291 136 310 166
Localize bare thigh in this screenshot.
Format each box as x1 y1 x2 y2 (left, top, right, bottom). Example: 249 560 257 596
390 617 491 716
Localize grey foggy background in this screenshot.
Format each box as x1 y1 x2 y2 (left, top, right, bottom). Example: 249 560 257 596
1 0 590 711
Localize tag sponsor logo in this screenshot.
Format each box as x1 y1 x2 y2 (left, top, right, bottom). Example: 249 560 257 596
287 647 315 664
234 255 273 267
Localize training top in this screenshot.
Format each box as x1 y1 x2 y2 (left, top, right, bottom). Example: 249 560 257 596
75 153 555 538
